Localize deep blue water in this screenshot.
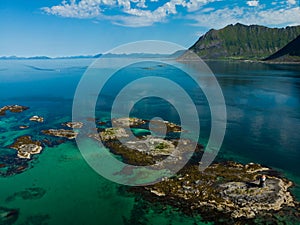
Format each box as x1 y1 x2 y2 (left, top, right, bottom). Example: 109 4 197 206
0 59 299 224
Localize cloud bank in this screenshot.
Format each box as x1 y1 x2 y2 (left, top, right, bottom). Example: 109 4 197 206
42 0 300 28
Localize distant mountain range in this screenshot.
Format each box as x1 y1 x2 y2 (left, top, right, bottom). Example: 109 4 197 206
0 55 100 60
0 53 171 60
188 23 300 62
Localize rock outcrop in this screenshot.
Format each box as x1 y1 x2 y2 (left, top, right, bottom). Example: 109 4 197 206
139 162 297 220
42 129 78 139
29 115 44 123
62 121 83 129
9 136 43 159
0 105 29 116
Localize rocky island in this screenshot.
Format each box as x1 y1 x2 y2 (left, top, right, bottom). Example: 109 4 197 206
9 136 43 159
29 115 44 123
96 117 300 224
0 105 29 116
42 129 78 139
62 121 83 129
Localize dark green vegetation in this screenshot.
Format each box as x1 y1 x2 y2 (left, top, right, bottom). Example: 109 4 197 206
189 23 300 60
264 35 300 62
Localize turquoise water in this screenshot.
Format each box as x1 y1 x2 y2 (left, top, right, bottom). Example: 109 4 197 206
0 59 299 224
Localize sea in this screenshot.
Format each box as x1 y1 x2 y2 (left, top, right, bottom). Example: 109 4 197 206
0 58 299 225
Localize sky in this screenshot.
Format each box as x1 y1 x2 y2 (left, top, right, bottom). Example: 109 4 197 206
0 0 300 57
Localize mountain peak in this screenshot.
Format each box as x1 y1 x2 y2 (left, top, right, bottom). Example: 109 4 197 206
190 24 300 60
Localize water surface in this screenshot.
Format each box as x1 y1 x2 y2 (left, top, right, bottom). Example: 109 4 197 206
0 59 299 224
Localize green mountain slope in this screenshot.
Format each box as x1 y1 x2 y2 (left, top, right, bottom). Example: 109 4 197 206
189 23 300 60
264 35 300 62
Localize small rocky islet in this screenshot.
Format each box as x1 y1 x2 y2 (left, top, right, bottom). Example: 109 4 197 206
0 105 29 116
9 136 42 159
0 106 299 224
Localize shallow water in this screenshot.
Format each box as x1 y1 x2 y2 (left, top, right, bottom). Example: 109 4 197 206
0 59 299 224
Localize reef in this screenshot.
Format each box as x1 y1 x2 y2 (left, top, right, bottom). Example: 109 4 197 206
0 105 29 116
96 118 300 224
9 136 43 159
5 187 46 202
42 129 78 139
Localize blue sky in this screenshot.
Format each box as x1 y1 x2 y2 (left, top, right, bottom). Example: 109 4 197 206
1 0 299 57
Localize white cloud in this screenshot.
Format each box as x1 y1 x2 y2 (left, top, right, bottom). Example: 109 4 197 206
287 0 297 5
186 0 211 12
42 0 218 27
189 6 300 29
246 0 259 7
42 0 300 28
201 7 215 12
188 7 244 29
42 0 102 18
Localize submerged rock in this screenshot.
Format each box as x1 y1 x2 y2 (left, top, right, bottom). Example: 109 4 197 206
0 206 19 225
0 105 29 116
5 187 46 202
42 129 78 139
21 214 50 225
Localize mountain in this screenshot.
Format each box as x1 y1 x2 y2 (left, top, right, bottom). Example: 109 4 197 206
0 53 170 60
0 56 51 60
0 55 95 60
189 23 300 60
264 35 300 62
100 53 170 58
